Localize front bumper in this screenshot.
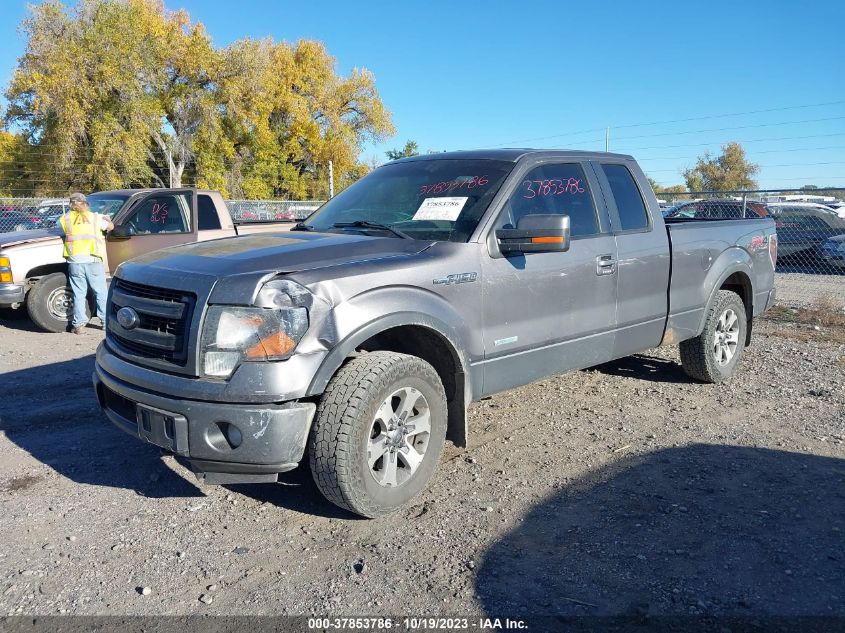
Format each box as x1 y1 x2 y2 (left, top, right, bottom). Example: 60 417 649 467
0 283 25 307
93 362 316 484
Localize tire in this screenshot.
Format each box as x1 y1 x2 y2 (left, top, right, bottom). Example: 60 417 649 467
26 272 87 333
309 351 447 518
680 289 747 384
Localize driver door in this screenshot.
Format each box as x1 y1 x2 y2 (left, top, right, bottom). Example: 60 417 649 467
480 161 618 395
105 189 198 275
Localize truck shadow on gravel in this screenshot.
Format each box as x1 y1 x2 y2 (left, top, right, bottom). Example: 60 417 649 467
590 354 692 384
476 444 845 618
1 355 203 499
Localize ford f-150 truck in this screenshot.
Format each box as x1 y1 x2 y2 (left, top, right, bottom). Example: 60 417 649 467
92 150 777 517
0 188 289 332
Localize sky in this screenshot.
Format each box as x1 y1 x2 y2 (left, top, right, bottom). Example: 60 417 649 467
1 0 844 189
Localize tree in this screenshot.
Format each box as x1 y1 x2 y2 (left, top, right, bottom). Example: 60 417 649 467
0 131 33 196
385 140 419 161
647 176 687 197
213 38 394 199
4 0 394 198
683 142 759 192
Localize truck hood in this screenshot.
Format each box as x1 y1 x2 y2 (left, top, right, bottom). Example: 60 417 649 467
119 231 434 280
0 228 62 249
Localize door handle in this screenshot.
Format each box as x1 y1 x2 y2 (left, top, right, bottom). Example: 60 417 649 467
596 254 617 276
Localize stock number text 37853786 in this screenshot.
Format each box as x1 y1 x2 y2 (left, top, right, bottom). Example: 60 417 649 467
522 178 584 199
418 176 489 196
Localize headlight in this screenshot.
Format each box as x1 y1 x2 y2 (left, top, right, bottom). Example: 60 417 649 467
200 281 310 378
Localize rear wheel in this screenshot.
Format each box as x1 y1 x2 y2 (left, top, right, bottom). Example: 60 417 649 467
309 351 447 518
26 272 87 333
680 290 747 383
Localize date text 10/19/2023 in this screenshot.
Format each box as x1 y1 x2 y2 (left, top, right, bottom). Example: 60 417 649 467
307 617 528 630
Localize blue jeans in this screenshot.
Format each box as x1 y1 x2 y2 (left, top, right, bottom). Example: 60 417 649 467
67 261 108 328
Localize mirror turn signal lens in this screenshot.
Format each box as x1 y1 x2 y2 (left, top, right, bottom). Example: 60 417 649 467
530 236 565 244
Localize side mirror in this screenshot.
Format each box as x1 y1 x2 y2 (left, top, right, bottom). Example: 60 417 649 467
108 225 131 241
496 214 570 255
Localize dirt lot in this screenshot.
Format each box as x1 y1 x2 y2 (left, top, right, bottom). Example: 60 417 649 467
0 310 843 619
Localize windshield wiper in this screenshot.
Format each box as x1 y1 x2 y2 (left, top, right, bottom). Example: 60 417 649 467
332 221 411 239
290 222 315 231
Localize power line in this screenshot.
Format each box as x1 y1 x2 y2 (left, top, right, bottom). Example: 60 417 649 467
619 131 845 152
611 116 845 142
646 161 845 174
487 99 845 147
636 145 845 162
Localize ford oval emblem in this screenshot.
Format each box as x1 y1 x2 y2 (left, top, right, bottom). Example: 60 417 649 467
116 306 140 330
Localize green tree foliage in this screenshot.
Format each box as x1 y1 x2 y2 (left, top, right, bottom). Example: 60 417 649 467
385 140 419 161
3 0 394 197
683 142 759 192
646 176 687 197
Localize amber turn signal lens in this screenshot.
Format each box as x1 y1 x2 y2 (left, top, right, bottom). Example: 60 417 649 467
530 236 564 244
0 272 11 283
0 256 10 268
244 331 297 359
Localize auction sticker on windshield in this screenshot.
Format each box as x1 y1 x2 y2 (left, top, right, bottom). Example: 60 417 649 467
414 197 468 221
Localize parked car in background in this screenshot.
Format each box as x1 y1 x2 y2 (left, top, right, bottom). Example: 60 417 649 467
663 199 770 220
766 203 845 260
820 235 845 270
0 210 40 232
33 198 70 228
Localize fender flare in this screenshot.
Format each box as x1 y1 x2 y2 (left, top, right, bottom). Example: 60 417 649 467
696 260 754 336
306 311 469 396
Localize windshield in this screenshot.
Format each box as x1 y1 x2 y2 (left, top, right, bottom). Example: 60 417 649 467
87 193 130 218
304 159 515 242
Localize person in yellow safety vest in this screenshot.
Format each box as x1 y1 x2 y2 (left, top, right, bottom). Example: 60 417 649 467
59 192 114 334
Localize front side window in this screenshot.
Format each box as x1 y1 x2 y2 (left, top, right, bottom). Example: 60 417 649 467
502 163 599 237
303 159 514 242
602 163 649 231
123 193 192 235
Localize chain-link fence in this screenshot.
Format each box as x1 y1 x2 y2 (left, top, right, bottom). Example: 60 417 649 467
0 197 324 233
2 189 843 310
0 197 61 232
226 200 323 223
660 188 845 309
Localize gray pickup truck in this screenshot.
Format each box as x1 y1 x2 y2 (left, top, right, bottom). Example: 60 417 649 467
93 150 777 517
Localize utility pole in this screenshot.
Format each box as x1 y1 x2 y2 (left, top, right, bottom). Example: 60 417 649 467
605 127 610 152
328 160 334 199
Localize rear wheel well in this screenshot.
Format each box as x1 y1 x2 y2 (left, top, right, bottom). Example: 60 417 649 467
356 325 467 447
720 272 753 346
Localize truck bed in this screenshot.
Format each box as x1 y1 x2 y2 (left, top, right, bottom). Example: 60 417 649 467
665 217 777 344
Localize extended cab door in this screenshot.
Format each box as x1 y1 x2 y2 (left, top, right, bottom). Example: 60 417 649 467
105 189 198 275
479 160 618 396
590 161 670 358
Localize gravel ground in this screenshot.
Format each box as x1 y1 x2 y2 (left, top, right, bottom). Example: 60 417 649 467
0 311 843 619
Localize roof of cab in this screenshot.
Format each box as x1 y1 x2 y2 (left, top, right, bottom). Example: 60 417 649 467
390 148 634 163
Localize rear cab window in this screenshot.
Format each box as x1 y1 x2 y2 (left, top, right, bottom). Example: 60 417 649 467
198 194 222 230
600 163 650 232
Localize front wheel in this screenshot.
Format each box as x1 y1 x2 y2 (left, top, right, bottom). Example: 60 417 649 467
26 272 79 333
679 289 747 383
309 351 447 518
